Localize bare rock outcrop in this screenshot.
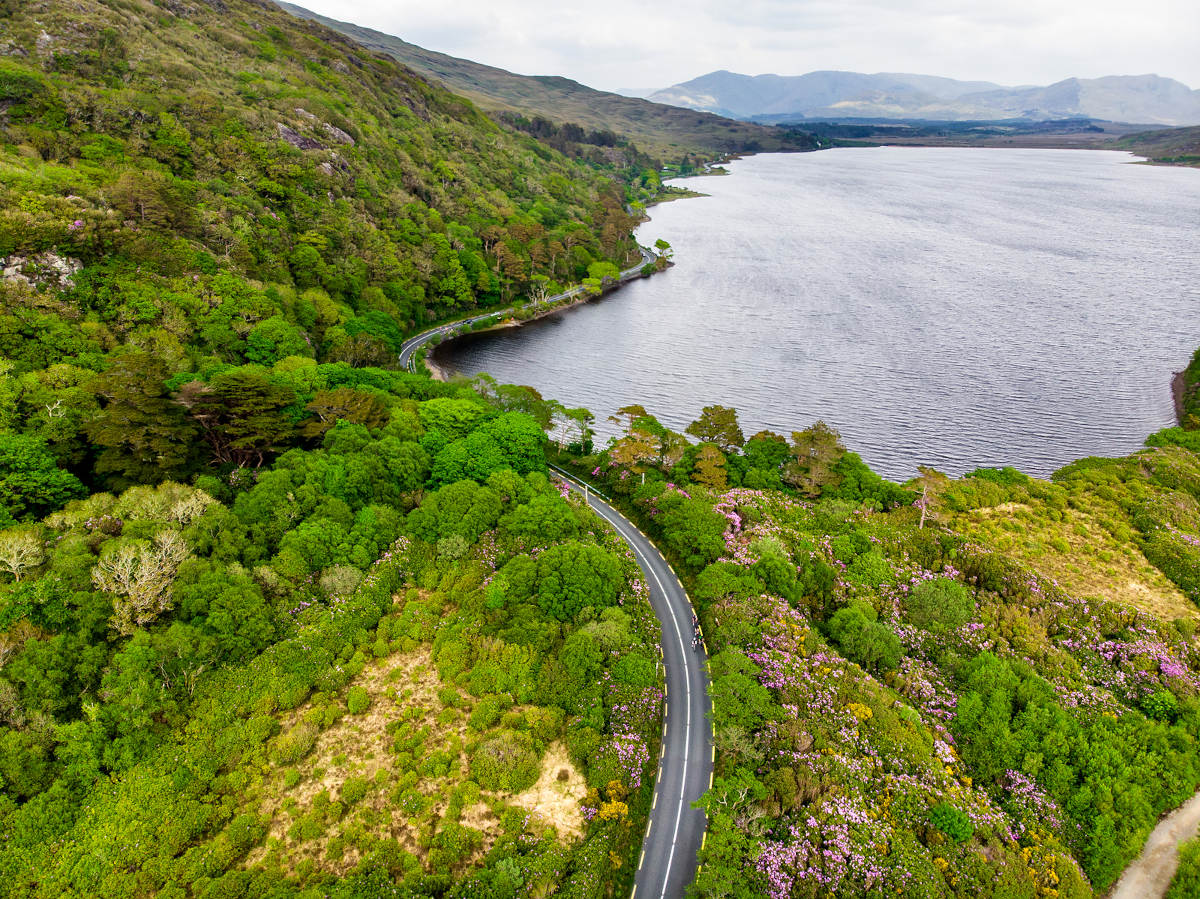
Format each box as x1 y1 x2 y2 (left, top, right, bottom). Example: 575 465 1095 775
276 123 325 151
322 122 355 146
1 252 83 290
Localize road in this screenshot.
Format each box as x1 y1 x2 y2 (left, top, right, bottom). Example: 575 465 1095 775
551 466 712 899
1108 787 1200 899
398 249 655 373
396 248 713 898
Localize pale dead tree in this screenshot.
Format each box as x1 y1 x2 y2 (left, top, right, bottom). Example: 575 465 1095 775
93 529 191 636
166 490 215 528
0 679 24 728
43 398 64 419
912 466 950 530
0 529 44 582
114 483 213 526
528 277 550 304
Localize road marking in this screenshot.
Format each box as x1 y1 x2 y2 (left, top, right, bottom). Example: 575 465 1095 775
572 489 695 899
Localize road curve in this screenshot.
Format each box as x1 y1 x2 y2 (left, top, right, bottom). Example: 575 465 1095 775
398 250 655 373
1108 787 1200 899
551 466 712 899
396 248 714 898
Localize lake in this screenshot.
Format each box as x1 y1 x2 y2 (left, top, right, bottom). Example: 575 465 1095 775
436 148 1200 480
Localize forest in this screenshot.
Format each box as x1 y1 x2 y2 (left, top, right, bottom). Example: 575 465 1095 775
5 0 1200 897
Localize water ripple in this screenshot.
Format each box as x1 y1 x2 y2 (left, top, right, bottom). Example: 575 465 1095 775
439 148 1200 481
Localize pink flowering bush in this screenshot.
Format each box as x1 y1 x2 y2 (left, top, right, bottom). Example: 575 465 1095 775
675 483 1200 897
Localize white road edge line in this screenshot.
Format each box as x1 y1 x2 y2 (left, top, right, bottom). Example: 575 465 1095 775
579 491 693 899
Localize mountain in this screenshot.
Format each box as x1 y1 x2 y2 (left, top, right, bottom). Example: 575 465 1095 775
276 3 815 161
649 70 1200 126
648 70 1005 119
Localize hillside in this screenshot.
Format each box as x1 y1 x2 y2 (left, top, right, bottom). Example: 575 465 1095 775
1112 124 1200 165
5 1 1200 896
0 0 675 894
648 69 1200 126
554 404 1200 897
276 3 817 162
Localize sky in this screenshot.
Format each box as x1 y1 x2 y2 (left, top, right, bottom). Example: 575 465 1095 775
292 0 1200 93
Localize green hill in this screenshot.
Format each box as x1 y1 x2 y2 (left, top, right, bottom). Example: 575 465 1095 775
1111 124 1200 165
277 2 817 163
0 1 669 895
0 0 642 345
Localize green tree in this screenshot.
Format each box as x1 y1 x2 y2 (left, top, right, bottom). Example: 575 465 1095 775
417 397 492 439
0 432 84 520
686 405 744 453
302 388 390 439
245 316 312 366
87 351 200 488
174 560 274 663
500 494 579 543
905 577 974 633
783 420 846 497
533 541 623 621
693 444 728 490
407 480 503 544
182 367 298 468
827 602 902 672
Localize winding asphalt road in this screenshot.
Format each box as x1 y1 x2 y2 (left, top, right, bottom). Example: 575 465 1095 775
398 249 655 373
396 251 713 897
550 466 712 899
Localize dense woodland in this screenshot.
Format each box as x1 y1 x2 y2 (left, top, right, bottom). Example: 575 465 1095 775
0 0 660 895
4 1 1200 898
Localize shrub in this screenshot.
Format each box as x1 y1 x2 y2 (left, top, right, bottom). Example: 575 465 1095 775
470 730 541 793
346 686 370 715
341 776 369 805
1168 836 1200 898
468 695 506 732
905 577 974 633
827 602 902 672
1142 689 1179 722
1147 427 1200 453
273 722 319 765
1143 530 1200 601
929 802 974 843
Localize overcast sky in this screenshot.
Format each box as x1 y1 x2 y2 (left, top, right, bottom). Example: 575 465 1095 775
293 0 1200 92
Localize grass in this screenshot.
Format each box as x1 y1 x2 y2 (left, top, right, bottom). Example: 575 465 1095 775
950 494 1198 623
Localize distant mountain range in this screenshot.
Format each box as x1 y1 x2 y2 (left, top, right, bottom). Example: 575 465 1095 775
277 4 812 161
646 71 1200 126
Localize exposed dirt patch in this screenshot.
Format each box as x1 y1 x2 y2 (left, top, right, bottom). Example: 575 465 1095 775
242 642 586 880
510 742 587 840
245 648 444 874
977 502 1034 515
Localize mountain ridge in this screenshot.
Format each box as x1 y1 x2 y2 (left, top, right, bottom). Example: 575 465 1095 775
275 2 816 161
649 69 1200 126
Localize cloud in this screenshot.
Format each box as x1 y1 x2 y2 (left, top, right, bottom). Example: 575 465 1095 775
292 0 1200 92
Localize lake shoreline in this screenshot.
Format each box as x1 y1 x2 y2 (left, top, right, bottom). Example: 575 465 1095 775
428 259 673 380
432 148 1200 481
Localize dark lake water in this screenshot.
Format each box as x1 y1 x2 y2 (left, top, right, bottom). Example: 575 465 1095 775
437 148 1200 480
